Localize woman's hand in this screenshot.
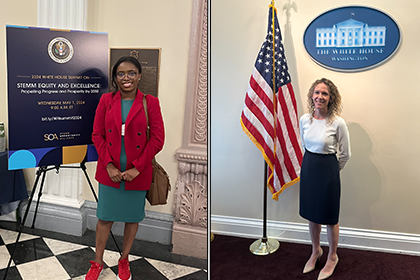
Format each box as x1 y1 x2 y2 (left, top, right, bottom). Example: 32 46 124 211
106 162 123 183
122 167 140 182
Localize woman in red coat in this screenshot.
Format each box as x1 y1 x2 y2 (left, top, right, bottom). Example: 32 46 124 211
86 56 164 280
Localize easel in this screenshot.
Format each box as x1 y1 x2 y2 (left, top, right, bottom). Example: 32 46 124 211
2 162 121 280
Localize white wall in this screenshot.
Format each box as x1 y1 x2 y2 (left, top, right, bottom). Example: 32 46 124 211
211 0 420 235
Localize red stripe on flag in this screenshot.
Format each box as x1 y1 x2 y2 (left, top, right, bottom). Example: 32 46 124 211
277 87 302 168
241 111 275 163
274 115 298 180
287 83 298 113
285 83 303 164
273 153 287 186
249 76 274 116
244 94 274 139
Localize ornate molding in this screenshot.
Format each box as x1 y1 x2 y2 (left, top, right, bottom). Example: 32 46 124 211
181 0 208 150
173 158 207 228
179 181 207 227
193 0 208 144
172 0 208 258
175 148 207 164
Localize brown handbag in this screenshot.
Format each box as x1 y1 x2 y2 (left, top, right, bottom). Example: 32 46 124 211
143 95 171 205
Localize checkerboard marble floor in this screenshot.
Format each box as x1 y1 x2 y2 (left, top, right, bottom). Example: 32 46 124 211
0 222 207 280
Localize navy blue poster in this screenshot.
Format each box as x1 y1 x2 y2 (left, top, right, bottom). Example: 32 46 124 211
6 26 108 170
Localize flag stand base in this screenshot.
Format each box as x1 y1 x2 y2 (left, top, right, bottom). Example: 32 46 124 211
249 238 280 255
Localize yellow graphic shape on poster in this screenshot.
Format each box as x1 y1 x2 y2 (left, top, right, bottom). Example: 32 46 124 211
62 145 87 164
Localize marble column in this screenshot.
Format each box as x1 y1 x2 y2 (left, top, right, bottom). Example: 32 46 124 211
24 0 89 236
38 0 87 30
171 0 208 259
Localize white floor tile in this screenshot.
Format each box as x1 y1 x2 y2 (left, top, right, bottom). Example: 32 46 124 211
91 247 141 268
145 258 201 280
72 268 116 280
0 229 39 244
43 237 88 255
16 256 70 280
0 245 15 269
98 268 117 280
102 248 121 268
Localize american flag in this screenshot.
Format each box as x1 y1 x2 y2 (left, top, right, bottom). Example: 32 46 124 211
240 5 303 200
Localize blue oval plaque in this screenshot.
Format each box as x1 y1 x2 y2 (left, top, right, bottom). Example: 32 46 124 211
303 6 401 72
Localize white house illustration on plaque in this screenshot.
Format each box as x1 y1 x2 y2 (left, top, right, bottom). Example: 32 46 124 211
316 18 386 48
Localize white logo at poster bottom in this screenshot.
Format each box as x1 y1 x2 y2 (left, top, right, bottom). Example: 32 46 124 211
48 37 74 63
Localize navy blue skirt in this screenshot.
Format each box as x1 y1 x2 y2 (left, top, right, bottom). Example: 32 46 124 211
299 150 341 225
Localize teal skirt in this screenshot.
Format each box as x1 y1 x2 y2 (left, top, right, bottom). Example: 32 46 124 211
97 138 146 223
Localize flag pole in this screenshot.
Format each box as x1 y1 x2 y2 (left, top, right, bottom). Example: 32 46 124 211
249 0 280 255
249 162 280 255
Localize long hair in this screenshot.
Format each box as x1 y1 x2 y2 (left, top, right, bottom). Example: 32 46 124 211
307 78 342 124
110 56 142 94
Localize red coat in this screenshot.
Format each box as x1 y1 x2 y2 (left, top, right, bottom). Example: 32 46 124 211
92 90 165 190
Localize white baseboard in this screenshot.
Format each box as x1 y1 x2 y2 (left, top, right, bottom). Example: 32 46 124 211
22 198 87 236
211 215 420 256
20 198 173 245
84 200 174 245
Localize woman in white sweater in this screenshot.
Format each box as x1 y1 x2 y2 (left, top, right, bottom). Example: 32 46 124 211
299 78 351 280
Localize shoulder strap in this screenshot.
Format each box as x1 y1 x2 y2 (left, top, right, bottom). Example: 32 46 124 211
143 95 150 141
143 95 157 165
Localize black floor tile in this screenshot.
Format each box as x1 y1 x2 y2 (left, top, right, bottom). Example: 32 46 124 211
6 237 54 265
0 266 23 280
110 258 168 280
56 247 99 278
177 255 208 270
129 238 173 260
174 270 208 280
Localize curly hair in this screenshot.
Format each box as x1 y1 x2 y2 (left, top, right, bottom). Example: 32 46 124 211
307 78 342 124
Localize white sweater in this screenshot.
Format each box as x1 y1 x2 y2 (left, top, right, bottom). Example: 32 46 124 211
299 113 351 170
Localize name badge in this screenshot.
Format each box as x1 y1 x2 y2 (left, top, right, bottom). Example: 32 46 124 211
122 124 125 136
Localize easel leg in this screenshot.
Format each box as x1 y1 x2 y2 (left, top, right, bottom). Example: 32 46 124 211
80 162 122 255
2 166 46 280
31 168 47 228
2 163 122 280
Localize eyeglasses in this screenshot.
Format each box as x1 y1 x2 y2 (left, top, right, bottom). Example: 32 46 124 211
116 72 138 79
